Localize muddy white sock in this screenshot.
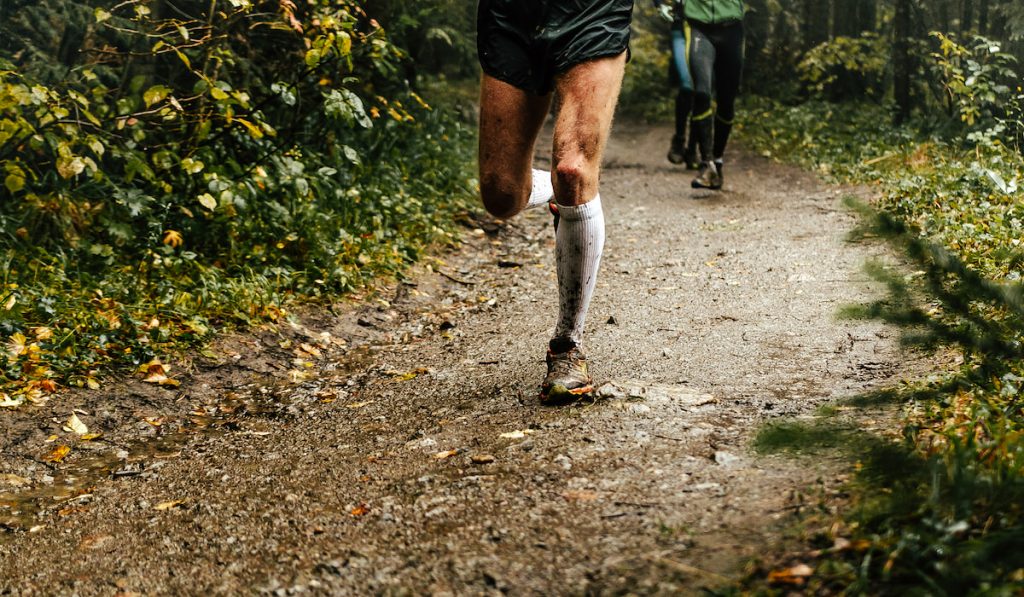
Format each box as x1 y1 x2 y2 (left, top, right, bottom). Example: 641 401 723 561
526 168 554 209
553 195 605 347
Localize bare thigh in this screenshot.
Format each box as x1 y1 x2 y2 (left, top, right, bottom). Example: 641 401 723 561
478 75 552 219
551 52 627 206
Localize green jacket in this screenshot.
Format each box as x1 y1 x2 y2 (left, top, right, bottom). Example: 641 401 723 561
680 0 745 24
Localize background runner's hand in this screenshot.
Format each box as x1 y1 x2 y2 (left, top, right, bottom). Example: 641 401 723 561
652 0 674 22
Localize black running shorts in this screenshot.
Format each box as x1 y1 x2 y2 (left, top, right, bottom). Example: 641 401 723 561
477 0 635 96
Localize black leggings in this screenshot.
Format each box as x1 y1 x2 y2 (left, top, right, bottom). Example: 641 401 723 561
687 19 744 162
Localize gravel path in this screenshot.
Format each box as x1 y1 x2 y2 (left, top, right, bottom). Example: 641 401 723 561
1 123 911 594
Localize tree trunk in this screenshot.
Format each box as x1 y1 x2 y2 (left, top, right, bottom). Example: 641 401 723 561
962 0 975 32
978 0 989 34
893 0 912 124
833 0 858 36
803 0 830 49
859 0 878 33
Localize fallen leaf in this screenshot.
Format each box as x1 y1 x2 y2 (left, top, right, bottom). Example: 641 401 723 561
81 432 104 441
153 499 186 511
433 449 459 460
345 401 373 409
141 359 180 387
470 454 495 464
767 563 814 585
499 429 537 440
44 445 71 462
350 504 370 517
63 413 89 435
298 343 322 358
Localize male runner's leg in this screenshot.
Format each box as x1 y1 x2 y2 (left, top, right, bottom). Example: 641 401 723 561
478 75 554 219
540 52 626 402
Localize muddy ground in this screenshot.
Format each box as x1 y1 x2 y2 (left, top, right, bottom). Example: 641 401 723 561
1 124 919 595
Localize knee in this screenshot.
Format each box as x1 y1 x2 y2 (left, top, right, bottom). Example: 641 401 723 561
553 159 592 204
479 174 523 219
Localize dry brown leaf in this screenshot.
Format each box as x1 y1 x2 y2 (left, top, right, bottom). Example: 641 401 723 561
350 504 370 517
433 449 459 460
81 432 104 441
44 445 71 462
298 343 322 358
470 454 495 464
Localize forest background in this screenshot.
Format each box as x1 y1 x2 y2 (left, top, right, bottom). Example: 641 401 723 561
1 0 1023 592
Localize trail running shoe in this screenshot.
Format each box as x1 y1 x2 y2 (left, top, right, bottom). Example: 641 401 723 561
667 134 686 164
691 161 722 190
540 345 594 404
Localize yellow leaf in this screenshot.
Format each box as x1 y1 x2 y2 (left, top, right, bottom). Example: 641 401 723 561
44 445 71 463
197 193 217 211
63 414 89 435
433 449 459 460
81 432 104 441
162 229 183 248
234 118 263 139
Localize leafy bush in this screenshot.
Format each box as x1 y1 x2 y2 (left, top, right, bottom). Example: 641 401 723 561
928 33 1021 141
798 34 889 101
0 0 477 406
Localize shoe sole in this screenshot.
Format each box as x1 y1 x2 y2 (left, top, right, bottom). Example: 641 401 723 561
539 383 595 405
691 180 723 190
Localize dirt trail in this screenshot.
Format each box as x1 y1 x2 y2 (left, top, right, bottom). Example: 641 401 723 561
1 124 912 594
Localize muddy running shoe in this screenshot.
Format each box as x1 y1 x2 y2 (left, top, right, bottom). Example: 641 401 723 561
540 345 594 404
667 134 686 164
691 161 722 190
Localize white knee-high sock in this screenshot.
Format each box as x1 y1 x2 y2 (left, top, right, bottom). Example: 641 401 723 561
526 168 554 209
553 195 605 347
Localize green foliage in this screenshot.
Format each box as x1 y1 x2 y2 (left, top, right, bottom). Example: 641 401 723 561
618 4 674 121
798 34 889 101
0 1 477 406
739 97 1024 593
928 33 1021 136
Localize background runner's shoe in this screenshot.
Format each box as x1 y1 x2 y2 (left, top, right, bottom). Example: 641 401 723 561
667 134 686 164
691 161 722 190
541 346 593 404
